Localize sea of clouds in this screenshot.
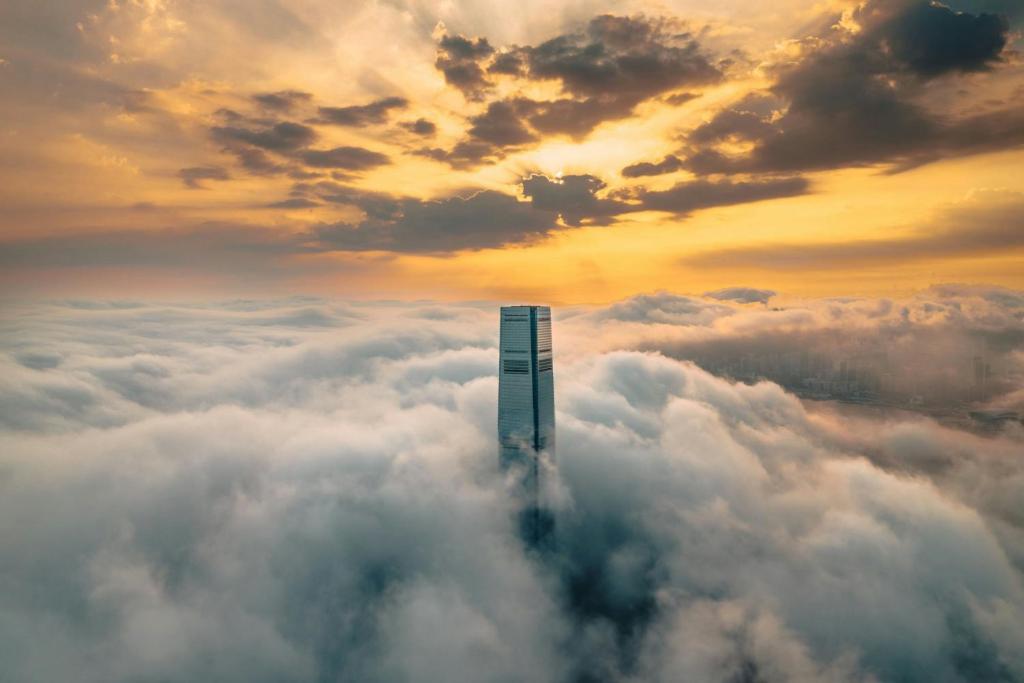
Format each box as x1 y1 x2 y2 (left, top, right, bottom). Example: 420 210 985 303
1 287 1022 682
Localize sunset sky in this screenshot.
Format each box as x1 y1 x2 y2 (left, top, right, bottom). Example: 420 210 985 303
2 0 1023 302
4 4 1024 680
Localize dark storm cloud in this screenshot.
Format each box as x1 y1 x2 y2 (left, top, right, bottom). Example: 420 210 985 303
315 96 408 126
0 296 1022 682
682 0 1020 175
681 191 1024 269
252 89 313 112
211 121 318 152
621 154 683 178
178 165 230 189
297 146 390 170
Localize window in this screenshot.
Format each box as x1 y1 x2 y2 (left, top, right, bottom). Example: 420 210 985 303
537 358 553 372
503 359 529 374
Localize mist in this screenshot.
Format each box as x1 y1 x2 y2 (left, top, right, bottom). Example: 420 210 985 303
1 292 1022 682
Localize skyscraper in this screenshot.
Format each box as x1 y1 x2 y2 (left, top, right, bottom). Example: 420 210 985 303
498 305 555 544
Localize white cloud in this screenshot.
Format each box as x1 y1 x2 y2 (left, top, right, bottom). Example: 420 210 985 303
0 293 1022 681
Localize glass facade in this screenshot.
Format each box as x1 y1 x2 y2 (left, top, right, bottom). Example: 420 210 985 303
498 305 555 471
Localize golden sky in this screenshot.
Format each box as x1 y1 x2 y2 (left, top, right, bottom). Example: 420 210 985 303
1 0 1022 302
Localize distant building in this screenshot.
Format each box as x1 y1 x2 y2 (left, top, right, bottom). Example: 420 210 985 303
498 305 555 545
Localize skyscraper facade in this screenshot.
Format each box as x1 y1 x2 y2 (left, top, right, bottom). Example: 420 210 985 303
498 305 555 465
498 306 555 544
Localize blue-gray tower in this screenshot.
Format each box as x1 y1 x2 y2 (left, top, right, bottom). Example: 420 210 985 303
498 305 555 544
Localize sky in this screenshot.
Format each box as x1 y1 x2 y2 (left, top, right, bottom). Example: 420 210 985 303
2 4 1024 681
1 0 1023 302
1 290 1023 682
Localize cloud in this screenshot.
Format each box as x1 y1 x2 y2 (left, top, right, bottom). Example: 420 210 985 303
208 117 388 174
178 166 230 189
429 15 721 164
593 291 734 325
0 171 815 260
682 191 1024 268
309 174 808 252
688 94 778 144
596 284 1024 415
400 118 436 136
514 95 639 139
511 14 719 138
521 15 719 99
520 174 626 226
4 0 1022 260
621 155 684 178
0 295 1022 682
211 121 318 153
251 90 313 112
264 197 319 209
435 34 495 99
705 287 776 304
466 100 538 147
314 190 557 252
230 146 286 175
297 146 390 170
633 177 810 214
682 0 1021 175
315 96 408 126
877 0 1009 77
412 141 503 169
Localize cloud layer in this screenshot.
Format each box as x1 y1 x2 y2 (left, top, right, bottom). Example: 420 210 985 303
1 292 1022 682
